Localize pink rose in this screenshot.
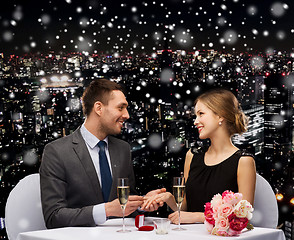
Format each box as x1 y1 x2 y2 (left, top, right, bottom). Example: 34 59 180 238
211 227 219 235
217 202 233 218
222 190 233 199
204 202 215 225
228 213 248 231
211 194 222 211
223 191 243 205
215 216 229 232
216 230 229 236
228 228 242 236
204 220 214 233
204 202 212 212
232 193 243 205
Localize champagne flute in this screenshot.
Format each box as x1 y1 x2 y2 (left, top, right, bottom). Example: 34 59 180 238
172 176 186 231
117 178 131 233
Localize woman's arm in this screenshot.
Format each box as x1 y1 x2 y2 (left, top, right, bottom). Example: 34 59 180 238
237 156 256 205
180 149 193 211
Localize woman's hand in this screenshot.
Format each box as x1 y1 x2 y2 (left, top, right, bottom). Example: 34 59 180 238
141 192 173 210
168 211 204 224
141 188 166 211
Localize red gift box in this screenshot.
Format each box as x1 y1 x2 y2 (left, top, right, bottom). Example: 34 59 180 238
135 215 154 231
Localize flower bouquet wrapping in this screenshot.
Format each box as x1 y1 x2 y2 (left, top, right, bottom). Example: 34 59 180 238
204 190 254 236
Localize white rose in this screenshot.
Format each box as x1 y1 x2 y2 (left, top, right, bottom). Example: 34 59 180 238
234 200 253 219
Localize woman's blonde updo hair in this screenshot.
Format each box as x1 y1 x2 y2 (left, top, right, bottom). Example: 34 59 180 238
195 88 248 136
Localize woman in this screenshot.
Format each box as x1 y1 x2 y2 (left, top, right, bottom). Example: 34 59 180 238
142 88 256 224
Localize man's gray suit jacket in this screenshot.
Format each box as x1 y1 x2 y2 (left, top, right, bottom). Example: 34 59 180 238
40 127 136 229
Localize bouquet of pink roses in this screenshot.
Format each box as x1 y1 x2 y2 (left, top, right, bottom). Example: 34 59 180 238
204 190 254 236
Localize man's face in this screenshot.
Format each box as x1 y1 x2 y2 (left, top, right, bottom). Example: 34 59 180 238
100 90 130 136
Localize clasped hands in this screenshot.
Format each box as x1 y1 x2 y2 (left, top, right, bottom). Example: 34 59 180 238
105 188 197 224
105 188 168 217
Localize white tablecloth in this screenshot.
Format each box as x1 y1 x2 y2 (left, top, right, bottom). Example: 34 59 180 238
16 217 285 240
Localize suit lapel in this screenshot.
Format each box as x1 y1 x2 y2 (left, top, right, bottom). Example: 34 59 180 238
72 128 103 199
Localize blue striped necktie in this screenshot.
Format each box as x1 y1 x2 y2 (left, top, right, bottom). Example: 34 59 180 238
98 141 112 202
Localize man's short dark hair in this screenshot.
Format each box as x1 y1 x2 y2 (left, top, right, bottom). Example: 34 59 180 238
82 78 124 116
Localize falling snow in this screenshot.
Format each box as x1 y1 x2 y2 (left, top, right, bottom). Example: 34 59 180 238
148 133 162 149
23 149 38 165
0 1 293 55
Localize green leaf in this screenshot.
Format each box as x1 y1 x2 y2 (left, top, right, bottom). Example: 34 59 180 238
246 223 254 230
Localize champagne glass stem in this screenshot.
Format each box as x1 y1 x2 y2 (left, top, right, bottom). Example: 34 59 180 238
122 206 125 232
178 206 181 229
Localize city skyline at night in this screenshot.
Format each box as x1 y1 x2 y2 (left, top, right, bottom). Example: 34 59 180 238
0 49 293 224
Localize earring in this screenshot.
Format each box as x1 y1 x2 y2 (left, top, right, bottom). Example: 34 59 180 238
219 121 222 126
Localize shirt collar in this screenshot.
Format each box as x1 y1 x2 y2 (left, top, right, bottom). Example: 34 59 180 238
80 123 108 149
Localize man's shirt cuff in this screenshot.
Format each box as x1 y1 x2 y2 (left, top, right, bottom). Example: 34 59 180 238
93 203 107 225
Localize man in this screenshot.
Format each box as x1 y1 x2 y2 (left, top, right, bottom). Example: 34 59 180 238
40 79 163 229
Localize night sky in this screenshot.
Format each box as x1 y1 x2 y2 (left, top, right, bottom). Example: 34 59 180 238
0 0 293 56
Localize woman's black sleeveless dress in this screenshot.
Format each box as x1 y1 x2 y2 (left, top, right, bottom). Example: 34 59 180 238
186 149 252 212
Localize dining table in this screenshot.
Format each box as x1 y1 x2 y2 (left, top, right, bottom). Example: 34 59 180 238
16 217 286 240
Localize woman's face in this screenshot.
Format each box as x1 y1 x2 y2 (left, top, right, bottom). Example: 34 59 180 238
194 100 221 139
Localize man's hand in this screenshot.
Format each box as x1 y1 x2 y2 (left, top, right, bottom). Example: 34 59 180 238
125 195 144 215
105 195 144 217
141 188 166 212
